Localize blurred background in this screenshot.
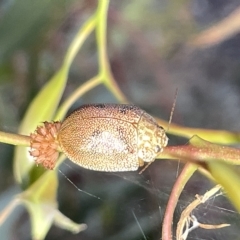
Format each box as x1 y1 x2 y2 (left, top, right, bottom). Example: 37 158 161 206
0 0 240 239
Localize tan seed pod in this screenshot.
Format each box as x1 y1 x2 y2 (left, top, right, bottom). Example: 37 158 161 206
30 121 61 170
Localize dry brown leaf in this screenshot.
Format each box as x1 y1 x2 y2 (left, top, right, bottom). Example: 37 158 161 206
176 185 230 240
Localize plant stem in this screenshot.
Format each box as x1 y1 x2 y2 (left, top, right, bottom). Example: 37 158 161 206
96 0 109 75
162 163 197 240
54 75 102 120
64 14 97 70
0 198 20 225
96 0 127 103
0 131 30 146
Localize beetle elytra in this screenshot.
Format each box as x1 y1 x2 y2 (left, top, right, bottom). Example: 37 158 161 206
57 104 168 171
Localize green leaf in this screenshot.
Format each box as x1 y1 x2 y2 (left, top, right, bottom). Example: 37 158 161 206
13 66 68 185
21 170 58 239
207 161 240 212
20 169 87 240
13 15 96 184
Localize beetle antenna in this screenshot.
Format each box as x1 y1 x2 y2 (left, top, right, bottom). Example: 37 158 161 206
167 88 178 132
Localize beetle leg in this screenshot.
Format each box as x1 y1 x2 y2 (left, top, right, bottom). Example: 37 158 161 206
139 158 144 167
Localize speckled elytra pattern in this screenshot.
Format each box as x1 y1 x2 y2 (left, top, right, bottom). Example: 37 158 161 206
57 104 168 172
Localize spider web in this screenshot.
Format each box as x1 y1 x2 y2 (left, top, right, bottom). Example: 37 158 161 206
54 159 240 240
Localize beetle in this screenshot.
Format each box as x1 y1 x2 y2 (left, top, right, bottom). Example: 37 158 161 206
57 104 168 171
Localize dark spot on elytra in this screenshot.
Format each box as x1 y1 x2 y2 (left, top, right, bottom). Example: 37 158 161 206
119 107 128 114
91 129 101 137
94 104 106 109
119 105 136 114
